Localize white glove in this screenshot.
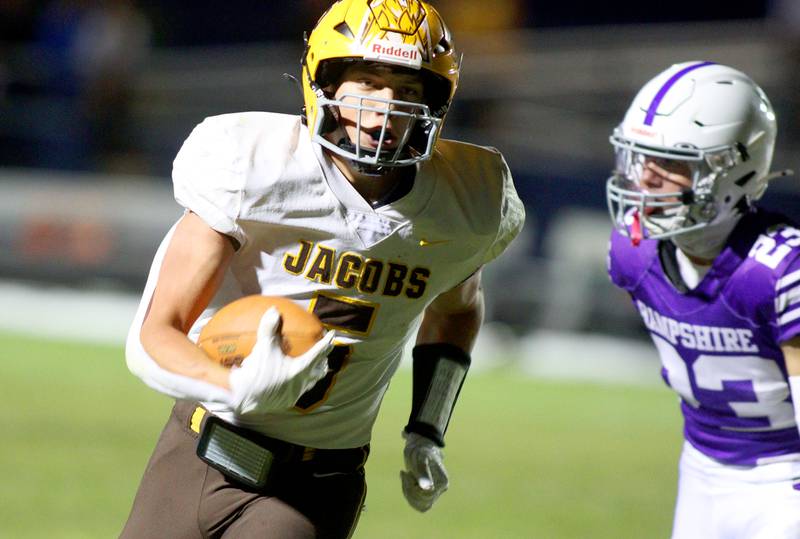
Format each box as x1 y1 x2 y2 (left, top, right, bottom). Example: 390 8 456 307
400 431 449 512
228 307 335 415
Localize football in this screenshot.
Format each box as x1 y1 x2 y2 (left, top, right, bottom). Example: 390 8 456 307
198 295 324 367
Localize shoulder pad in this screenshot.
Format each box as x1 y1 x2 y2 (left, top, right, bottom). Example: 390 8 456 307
434 140 525 264
608 230 659 290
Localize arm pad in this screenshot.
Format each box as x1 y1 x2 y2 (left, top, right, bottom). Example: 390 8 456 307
404 343 471 447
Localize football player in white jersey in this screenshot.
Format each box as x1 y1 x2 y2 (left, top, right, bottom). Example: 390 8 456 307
607 62 800 538
120 1 525 537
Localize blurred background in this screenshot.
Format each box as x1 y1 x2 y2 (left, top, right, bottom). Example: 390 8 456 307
2 1 800 537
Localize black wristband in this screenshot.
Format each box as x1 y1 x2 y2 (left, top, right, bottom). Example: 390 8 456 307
404 343 471 447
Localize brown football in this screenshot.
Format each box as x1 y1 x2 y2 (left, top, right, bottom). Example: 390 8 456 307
197 295 324 368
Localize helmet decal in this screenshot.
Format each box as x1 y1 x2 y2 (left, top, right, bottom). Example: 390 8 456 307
360 0 431 64
643 61 715 126
368 0 426 35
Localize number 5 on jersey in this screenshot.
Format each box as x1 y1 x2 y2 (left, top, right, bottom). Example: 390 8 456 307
293 292 379 412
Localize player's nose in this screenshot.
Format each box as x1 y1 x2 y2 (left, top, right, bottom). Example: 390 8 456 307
363 86 399 110
375 85 396 100
361 91 398 128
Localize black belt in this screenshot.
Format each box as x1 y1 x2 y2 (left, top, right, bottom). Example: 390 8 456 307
189 405 369 489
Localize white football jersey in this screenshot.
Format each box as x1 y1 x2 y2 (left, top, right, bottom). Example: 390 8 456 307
141 111 524 448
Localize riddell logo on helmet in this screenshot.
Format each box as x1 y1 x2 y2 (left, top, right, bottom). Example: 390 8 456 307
372 43 417 60
364 40 422 68
631 126 657 138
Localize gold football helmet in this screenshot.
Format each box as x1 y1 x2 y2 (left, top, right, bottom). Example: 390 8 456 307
302 0 460 169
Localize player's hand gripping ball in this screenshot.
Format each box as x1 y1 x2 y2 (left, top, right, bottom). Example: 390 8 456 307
198 295 324 367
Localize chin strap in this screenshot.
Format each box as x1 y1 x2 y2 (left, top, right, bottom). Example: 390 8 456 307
335 137 415 176
335 138 388 175
282 73 302 96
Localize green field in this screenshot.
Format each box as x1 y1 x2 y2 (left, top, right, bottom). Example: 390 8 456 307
0 331 681 538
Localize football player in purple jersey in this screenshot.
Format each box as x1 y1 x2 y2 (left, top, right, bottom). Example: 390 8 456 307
607 62 800 538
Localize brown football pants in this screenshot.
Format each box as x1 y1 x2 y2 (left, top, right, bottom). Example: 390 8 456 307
120 401 368 539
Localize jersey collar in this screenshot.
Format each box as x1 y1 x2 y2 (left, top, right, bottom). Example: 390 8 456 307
312 142 435 218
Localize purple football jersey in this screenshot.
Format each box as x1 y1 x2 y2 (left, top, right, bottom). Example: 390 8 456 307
609 208 800 465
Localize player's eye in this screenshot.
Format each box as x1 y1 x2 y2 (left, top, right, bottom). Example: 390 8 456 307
399 86 422 101
654 159 691 177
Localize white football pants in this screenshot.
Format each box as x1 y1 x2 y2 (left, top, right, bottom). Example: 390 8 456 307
672 441 800 539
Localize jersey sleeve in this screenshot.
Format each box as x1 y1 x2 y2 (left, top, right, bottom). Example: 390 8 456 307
775 254 800 343
172 115 249 247
480 153 526 265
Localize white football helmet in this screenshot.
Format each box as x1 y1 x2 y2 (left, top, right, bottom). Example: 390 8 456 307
607 62 780 252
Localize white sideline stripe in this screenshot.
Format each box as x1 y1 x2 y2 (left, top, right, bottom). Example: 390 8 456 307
0 281 660 386
0 281 139 345
516 330 662 387
777 269 800 291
